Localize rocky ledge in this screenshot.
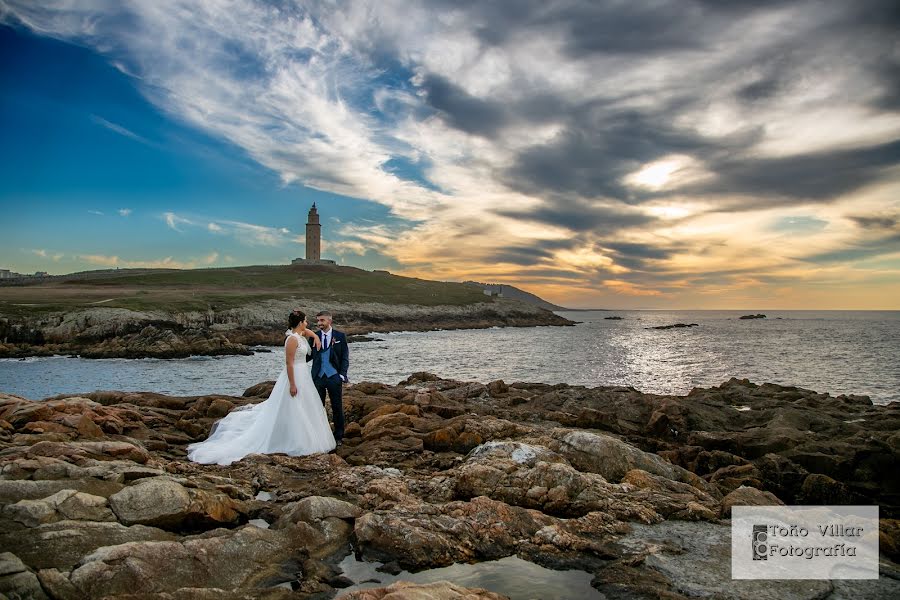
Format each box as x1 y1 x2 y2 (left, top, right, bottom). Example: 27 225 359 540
0 376 898 599
0 299 572 359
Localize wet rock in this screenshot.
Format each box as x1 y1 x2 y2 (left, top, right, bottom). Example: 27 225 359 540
609 520 843 600
339 580 510 599
354 496 554 571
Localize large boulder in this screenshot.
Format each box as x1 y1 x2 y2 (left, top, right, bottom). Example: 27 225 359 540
0 520 177 570
720 485 784 517
354 496 554 571
66 523 318 597
273 495 364 558
108 477 244 530
549 429 712 496
2 489 115 527
0 478 124 504
0 552 48 600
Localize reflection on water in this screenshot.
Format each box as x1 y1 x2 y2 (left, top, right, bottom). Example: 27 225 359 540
0 310 897 404
335 553 602 599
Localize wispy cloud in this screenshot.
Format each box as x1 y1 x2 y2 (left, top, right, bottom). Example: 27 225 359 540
169 212 296 247
90 115 153 146
88 210 104 216
79 252 220 270
118 208 132 217
163 212 193 232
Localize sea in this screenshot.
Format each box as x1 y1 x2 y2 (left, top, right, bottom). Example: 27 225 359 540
1 310 898 405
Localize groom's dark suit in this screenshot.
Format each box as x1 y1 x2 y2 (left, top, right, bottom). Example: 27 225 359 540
309 328 349 441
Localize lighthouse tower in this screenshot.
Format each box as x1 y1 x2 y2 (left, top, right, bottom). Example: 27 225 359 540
306 203 321 260
292 203 335 265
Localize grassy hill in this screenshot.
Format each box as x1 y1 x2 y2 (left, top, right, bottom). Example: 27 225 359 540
0 264 496 318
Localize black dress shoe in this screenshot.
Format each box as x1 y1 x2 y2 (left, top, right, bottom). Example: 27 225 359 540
335 439 343 447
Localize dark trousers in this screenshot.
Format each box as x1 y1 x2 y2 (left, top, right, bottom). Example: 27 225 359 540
314 373 344 440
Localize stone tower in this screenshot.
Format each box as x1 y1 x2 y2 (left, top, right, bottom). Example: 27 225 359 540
306 203 321 260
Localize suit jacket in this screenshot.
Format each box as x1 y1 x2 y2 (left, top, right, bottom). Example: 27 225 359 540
309 329 349 381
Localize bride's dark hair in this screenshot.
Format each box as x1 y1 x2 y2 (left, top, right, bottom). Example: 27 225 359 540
288 310 305 329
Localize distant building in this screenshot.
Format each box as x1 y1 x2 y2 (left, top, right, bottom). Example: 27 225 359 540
292 203 336 266
34 271 48 277
0 269 11 279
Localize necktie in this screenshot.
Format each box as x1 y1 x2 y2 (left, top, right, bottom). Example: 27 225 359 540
324 333 329 349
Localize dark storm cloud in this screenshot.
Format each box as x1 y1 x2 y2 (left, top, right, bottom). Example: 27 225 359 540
869 58 900 112
499 198 655 233
486 237 583 266
437 0 731 56
488 246 555 266
603 241 683 271
414 0 899 219
848 214 899 230
504 108 715 202
693 140 900 205
418 73 508 136
800 232 900 264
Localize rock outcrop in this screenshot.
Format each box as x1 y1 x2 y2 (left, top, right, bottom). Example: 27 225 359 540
0 375 897 598
0 298 573 359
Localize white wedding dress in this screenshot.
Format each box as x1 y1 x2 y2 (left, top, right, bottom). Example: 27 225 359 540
187 332 336 465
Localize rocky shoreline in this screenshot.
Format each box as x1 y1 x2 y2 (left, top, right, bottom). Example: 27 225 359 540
1 375 898 599
0 298 573 359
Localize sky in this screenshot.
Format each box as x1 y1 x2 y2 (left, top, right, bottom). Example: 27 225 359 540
1 1 899 309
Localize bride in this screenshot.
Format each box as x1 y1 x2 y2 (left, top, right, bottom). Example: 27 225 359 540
187 310 336 465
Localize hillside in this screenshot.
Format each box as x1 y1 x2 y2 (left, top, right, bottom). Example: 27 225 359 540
0 264 573 358
0 265 491 317
464 281 567 310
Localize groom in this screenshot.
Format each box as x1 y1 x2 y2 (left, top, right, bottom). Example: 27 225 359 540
310 310 349 445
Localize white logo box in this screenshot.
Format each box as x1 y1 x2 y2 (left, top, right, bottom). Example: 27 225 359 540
732 505 879 580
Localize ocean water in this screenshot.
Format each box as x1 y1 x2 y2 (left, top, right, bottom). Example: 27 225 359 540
0 310 897 404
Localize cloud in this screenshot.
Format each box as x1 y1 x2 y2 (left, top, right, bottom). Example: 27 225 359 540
78 252 220 270
163 212 193 232
170 213 295 246
91 115 153 146
3 0 899 307
88 210 104 216
118 208 132 217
